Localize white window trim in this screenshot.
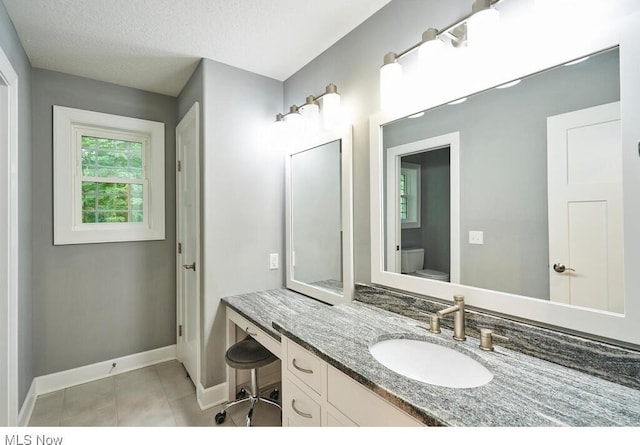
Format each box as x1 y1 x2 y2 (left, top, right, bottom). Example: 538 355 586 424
400 162 421 229
53 105 165 245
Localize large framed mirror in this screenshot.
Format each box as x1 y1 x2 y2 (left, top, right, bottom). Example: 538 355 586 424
370 9 640 346
286 126 354 305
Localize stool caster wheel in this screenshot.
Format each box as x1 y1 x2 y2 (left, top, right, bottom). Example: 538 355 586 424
269 388 279 401
236 388 248 399
215 411 226 424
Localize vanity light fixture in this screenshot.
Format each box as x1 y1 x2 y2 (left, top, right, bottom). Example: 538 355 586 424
300 95 320 118
274 83 342 135
379 0 507 112
380 52 403 112
283 105 303 141
466 0 501 48
419 28 446 71
284 105 302 123
321 83 341 131
299 95 320 133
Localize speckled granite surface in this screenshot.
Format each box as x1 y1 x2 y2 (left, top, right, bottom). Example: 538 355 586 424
355 284 640 390
221 287 329 340
222 287 640 426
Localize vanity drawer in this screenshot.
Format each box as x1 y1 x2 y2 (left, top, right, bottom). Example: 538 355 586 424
283 378 321 427
227 308 281 358
286 340 323 394
327 365 423 426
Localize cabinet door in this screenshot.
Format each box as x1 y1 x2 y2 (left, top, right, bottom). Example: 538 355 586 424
325 407 357 426
327 365 423 426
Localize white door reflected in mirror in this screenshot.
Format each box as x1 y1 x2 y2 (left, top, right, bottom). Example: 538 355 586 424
547 102 623 313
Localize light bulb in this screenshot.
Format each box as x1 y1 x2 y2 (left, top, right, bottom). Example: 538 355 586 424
467 1 500 49
322 84 341 131
284 107 301 124
285 105 303 142
380 53 403 113
300 96 320 133
419 29 445 72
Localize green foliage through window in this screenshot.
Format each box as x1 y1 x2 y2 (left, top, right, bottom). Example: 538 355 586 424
80 135 145 224
81 136 143 179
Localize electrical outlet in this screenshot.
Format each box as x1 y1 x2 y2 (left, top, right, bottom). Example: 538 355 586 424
469 231 484 245
269 253 279 270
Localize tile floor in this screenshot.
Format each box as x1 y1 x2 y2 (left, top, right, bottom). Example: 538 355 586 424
28 360 282 427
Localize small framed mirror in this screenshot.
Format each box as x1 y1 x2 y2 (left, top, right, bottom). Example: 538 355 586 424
285 126 354 305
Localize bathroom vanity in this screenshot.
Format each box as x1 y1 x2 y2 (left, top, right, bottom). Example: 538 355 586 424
255 1 640 428
222 286 640 427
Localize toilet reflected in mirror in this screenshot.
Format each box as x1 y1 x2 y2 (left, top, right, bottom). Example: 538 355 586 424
401 248 450 282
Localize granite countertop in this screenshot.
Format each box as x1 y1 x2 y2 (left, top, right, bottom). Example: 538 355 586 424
221 287 329 340
223 288 640 426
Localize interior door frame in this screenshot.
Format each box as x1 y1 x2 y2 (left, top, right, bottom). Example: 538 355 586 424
385 132 461 283
176 102 200 387
0 45 19 426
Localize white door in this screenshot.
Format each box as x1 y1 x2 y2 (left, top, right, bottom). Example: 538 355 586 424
0 47 18 426
547 102 623 312
176 102 200 386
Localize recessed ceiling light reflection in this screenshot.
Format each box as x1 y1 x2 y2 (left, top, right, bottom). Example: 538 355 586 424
408 112 425 119
564 56 590 66
448 97 468 105
496 79 521 89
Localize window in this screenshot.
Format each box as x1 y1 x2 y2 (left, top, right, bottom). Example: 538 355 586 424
400 162 421 229
54 106 165 244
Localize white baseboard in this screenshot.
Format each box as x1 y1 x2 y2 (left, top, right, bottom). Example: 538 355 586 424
35 344 177 396
20 343 281 425
17 380 37 427
197 381 228 411
195 366 281 413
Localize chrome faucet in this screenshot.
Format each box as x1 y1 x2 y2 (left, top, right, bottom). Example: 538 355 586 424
437 295 466 341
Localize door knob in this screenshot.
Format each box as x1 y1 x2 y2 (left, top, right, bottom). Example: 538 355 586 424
553 263 575 273
183 262 196 271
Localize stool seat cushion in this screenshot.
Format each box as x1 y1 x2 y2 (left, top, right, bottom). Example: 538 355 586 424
225 336 277 370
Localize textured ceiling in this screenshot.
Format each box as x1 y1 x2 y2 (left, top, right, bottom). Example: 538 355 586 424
2 0 391 96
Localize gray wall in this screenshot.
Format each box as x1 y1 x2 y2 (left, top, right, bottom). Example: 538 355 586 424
283 0 471 285
31 69 178 375
178 58 283 387
0 1 33 411
383 49 619 299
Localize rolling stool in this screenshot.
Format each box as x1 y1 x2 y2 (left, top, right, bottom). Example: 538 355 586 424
215 336 281 426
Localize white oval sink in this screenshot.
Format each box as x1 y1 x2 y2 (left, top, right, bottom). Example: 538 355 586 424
369 338 493 389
